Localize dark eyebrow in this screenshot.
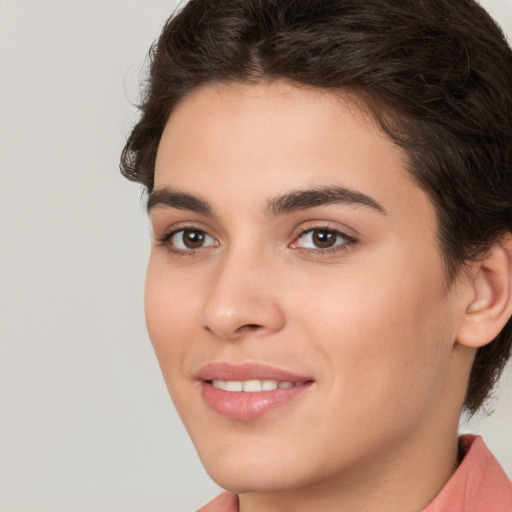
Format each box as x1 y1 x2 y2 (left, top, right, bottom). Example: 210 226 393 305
266 186 386 217
147 188 213 216
147 185 385 217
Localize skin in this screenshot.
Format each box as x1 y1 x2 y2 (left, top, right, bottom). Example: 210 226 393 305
145 80 481 512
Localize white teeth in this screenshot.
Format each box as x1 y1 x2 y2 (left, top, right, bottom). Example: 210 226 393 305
261 379 278 391
242 380 262 392
225 381 243 392
211 379 304 392
211 379 226 390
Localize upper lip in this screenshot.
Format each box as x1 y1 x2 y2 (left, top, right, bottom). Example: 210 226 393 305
196 362 312 382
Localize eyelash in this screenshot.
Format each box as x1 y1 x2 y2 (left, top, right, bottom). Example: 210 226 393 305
156 228 216 257
291 225 357 256
156 225 357 257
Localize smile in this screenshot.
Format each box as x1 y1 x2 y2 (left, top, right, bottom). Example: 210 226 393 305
197 363 313 420
211 379 305 392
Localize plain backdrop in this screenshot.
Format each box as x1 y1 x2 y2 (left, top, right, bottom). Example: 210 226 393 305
0 1 511 511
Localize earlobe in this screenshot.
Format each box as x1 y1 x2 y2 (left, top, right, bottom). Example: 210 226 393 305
457 235 512 348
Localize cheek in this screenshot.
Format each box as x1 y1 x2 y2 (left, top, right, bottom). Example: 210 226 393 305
144 258 209 428
144 258 196 374
294 253 455 420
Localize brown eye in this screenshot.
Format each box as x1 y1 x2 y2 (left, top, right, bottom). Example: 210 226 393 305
311 229 338 248
169 229 216 250
182 230 205 249
292 227 353 251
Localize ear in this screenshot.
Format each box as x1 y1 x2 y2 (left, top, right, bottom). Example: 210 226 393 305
457 235 512 348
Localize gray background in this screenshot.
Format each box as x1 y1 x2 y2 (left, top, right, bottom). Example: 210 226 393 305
0 1 510 510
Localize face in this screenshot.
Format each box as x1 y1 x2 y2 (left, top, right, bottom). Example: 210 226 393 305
146 81 469 496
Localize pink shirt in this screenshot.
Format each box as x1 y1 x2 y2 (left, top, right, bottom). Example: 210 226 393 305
424 435 512 512
198 435 512 512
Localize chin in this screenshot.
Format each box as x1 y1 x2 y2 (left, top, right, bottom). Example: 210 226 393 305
203 460 312 495
192 431 329 494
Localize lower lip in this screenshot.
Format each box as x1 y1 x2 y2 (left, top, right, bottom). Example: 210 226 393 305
201 381 312 421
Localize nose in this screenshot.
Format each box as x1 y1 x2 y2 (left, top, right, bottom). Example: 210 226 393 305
201 251 286 340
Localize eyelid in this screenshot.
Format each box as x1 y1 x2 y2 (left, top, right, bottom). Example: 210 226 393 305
289 223 357 252
154 220 357 257
155 222 219 255
170 229 217 250
154 219 214 241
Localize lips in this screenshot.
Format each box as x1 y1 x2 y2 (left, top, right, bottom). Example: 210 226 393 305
197 363 313 420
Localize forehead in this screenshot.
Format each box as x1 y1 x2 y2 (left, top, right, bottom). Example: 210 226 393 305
154 80 432 225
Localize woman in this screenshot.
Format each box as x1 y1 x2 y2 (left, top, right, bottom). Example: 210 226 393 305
121 1 512 510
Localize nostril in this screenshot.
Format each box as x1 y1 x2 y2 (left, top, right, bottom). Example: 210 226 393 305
238 324 263 333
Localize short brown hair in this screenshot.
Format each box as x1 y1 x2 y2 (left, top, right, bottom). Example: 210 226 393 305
120 0 512 414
